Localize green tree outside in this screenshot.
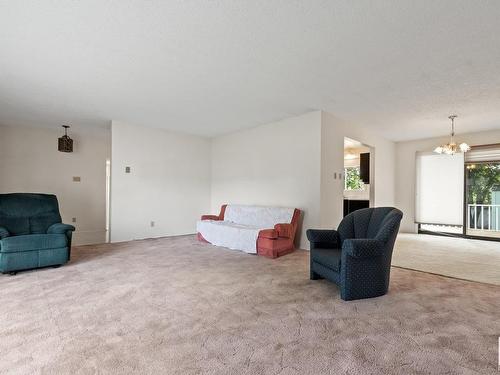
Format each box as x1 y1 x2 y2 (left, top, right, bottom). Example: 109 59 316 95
467 163 500 204
345 167 364 190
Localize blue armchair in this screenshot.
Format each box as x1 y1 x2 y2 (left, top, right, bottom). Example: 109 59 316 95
307 207 402 301
0 193 75 274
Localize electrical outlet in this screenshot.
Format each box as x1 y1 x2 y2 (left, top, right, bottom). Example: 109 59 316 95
125 166 131 173
72 217 77 223
150 221 155 227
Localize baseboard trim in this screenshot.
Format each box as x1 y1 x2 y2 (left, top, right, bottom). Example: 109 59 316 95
73 230 107 246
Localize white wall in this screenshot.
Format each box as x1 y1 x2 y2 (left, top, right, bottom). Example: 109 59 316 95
110 121 211 242
210 110 397 249
0 125 110 245
0 111 398 249
395 129 500 233
320 112 396 228
210 111 322 249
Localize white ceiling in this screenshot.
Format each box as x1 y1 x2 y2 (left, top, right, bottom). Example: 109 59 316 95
1 1 500 141
344 137 364 150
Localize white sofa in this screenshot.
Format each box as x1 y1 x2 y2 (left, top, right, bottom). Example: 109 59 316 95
196 204 299 255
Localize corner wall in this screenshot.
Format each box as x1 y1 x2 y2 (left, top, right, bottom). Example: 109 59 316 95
210 111 323 249
0 124 110 245
210 111 397 249
320 112 396 229
395 129 500 233
110 121 211 242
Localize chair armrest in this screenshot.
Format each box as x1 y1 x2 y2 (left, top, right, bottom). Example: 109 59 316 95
274 223 293 238
201 214 221 221
0 226 9 239
306 229 339 249
259 229 278 239
47 223 76 234
342 239 384 258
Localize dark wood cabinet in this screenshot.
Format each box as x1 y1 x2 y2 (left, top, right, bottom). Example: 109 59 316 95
343 199 370 217
359 152 370 184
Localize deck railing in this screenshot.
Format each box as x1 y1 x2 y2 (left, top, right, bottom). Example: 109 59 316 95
468 204 500 231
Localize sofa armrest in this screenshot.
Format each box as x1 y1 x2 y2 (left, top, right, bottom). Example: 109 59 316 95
259 229 278 239
47 223 76 234
0 226 9 239
306 229 339 249
342 239 384 258
274 223 293 238
201 215 221 221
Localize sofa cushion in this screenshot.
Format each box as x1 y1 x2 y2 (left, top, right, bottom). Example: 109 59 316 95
224 205 294 228
196 220 261 254
311 248 342 272
0 234 67 253
0 193 62 235
1 217 30 236
0 227 9 239
30 214 61 234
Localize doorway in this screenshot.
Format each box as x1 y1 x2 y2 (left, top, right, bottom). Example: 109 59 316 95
343 137 373 216
105 159 111 243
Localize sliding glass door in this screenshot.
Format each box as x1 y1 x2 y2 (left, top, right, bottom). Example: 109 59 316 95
465 145 500 239
465 161 500 238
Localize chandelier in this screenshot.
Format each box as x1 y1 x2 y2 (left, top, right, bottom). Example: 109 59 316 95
434 115 470 155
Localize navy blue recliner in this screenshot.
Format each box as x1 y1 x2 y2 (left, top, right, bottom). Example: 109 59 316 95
307 207 403 301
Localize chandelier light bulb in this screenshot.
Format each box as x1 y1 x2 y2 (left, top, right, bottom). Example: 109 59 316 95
459 143 471 152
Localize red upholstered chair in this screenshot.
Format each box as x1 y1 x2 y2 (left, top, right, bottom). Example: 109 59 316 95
256 208 301 258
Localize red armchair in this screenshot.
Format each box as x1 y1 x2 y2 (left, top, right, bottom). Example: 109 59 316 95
256 209 301 258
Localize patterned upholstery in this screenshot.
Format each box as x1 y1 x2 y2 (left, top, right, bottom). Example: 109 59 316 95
307 207 403 301
310 248 341 271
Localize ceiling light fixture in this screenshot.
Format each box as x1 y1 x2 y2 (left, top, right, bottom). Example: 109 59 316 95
58 125 73 153
434 115 470 155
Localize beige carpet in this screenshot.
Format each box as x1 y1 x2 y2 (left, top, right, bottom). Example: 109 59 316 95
1 235 499 374
394 233 500 286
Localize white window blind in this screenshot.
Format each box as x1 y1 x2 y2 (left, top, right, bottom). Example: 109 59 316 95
415 152 464 225
465 145 500 162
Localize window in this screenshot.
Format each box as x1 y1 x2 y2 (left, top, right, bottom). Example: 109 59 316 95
344 167 364 190
415 152 464 226
465 145 500 236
